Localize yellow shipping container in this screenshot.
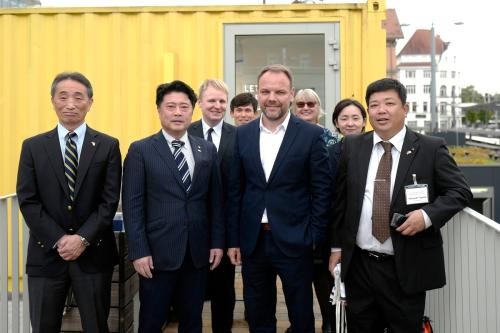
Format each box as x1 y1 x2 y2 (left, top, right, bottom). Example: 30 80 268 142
0 1 386 196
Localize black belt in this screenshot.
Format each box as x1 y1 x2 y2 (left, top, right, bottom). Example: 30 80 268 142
357 247 393 261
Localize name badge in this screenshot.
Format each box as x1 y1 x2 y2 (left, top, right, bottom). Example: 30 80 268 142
404 174 429 205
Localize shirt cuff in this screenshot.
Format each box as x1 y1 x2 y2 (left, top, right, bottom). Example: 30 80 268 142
422 209 432 229
331 248 342 252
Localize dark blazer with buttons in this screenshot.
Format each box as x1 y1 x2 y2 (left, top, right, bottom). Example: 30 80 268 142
122 131 224 270
226 115 332 257
16 126 121 277
188 120 235 202
331 127 472 293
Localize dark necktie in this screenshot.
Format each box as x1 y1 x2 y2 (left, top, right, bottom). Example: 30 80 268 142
171 140 192 192
64 132 78 201
372 141 393 243
207 127 214 143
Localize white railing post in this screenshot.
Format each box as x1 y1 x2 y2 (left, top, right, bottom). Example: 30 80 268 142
11 198 20 333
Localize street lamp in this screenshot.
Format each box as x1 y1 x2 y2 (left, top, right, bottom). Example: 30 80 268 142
430 22 464 134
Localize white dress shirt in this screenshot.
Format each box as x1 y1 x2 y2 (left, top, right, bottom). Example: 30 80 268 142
259 111 291 223
58 122 86 162
356 128 406 254
201 118 223 151
162 130 195 177
356 127 432 254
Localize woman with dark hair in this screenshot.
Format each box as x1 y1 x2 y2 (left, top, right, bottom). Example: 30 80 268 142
329 98 367 179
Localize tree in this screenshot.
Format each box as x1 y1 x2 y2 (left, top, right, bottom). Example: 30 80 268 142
461 85 484 103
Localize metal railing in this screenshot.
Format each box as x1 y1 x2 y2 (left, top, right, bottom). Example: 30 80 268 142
425 207 500 333
3 193 500 333
0 194 30 333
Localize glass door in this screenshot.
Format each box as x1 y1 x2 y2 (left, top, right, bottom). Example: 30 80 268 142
224 22 340 129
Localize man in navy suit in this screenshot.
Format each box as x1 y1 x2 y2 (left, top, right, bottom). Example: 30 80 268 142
329 78 472 332
227 64 331 332
122 80 224 333
17 72 121 333
188 79 236 333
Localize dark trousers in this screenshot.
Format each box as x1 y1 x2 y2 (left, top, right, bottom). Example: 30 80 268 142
138 249 208 333
242 230 314 333
345 247 425 333
28 261 113 333
313 259 335 332
206 254 236 333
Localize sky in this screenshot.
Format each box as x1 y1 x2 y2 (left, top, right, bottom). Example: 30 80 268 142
39 0 500 94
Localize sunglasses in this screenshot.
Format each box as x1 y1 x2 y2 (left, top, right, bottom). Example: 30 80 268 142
296 101 316 108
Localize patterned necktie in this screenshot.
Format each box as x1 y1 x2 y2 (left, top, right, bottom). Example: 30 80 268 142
171 140 192 192
64 132 78 201
372 141 393 243
207 127 214 143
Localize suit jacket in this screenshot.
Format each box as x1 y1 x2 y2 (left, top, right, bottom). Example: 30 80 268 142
188 119 236 202
331 127 472 293
226 114 332 258
16 126 121 277
122 131 224 270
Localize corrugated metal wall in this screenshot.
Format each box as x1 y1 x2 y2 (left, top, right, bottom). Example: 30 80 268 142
0 2 386 195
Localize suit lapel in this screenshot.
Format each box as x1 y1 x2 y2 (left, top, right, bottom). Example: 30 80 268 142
267 114 299 184
190 120 204 138
355 133 374 196
43 127 69 198
249 121 267 184
189 135 204 190
391 128 419 207
218 122 232 157
152 131 186 189
73 127 99 199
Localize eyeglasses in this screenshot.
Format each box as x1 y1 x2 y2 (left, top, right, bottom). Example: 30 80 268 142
296 101 316 108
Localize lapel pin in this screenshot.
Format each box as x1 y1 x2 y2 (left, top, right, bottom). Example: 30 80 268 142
406 147 415 155
197 145 202 152
91 141 96 146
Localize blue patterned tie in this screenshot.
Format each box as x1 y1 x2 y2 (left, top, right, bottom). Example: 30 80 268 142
171 140 192 192
64 132 78 201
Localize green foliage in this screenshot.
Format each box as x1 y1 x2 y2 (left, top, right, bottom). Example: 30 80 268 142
465 109 494 125
461 85 484 103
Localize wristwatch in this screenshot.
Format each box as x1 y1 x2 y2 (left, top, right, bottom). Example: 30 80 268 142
80 236 90 247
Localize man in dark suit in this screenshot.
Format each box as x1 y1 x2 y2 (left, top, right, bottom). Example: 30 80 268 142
230 92 259 126
188 79 236 333
329 78 472 333
16 72 121 333
122 80 224 333
227 64 331 332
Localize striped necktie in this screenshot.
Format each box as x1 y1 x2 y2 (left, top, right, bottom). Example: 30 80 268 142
171 140 192 192
64 132 78 201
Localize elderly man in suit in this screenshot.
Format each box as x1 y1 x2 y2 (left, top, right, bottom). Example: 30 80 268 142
122 80 224 333
17 72 122 333
188 79 236 333
227 64 331 332
329 78 472 333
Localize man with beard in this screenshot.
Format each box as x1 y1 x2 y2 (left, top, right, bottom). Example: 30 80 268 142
226 64 331 332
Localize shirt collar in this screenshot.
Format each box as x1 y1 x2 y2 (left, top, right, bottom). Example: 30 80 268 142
372 126 406 153
162 129 189 147
58 122 87 142
259 110 291 134
201 118 223 137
